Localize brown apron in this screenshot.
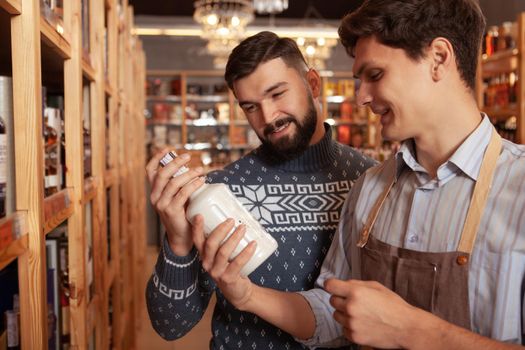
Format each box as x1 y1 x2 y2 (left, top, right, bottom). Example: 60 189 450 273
356 129 501 345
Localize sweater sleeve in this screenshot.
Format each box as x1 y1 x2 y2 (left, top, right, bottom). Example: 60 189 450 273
145 235 216 340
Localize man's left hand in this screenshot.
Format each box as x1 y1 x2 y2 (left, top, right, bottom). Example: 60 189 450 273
325 278 418 348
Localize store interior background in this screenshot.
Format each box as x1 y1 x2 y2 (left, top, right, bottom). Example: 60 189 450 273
130 0 525 71
131 0 525 247
126 1 525 348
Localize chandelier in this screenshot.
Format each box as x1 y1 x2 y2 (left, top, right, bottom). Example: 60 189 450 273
194 0 254 42
253 0 288 14
296 36 338 70
206 37 241 68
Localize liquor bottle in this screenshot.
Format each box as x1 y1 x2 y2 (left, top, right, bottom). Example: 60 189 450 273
160 151 278 276
44 108 60 196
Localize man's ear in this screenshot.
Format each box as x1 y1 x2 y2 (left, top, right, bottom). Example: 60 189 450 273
306 68 321 98
429 37 454 81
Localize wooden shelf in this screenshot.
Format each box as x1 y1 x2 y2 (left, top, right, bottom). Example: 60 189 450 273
0 0 21 15
481 52 519 77
482 48 519 63
87 294 100 339
0 235 28 271
147 119 231 127
82 58 97 82
147 94 229 103
40 16 71 60
106 260 116 293
483 106 519 121
105 81 115 96
105 168 117 188
83 177 98 204
43 188 75 235
0 212 29 270
3 0 146 348
477 12 525 144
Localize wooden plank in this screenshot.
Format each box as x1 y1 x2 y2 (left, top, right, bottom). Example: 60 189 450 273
105 82 114 96
105 259 115 292
43 187 75 234
0 234 28 270
0 0 21 14
91 0 111 348
0 211 29 270
11 0 48 346
147 69 224 77
40 16 72 59
82 58 96 82
481 53 518 78
483 106 520 121
104 167 117 187
63 0 89 348
83 176 98 204
0 211 27 249
87 294 99 339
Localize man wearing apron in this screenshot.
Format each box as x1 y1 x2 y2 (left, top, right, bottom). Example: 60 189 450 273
188 0 525 349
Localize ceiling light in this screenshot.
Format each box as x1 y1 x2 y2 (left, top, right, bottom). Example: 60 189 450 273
253 0 288 14
194 0 254 42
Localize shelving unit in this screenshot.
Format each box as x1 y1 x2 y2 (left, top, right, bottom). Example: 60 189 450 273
0 0 146 349
145 70 260 169
477 12 525 143
321 72 392 161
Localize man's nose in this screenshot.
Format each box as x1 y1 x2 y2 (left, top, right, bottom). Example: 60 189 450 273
260 100 279 124
356 84 372 107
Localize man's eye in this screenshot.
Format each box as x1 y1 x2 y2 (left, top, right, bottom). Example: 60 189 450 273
272 91 285 98
244 105 257 113
369 71 382 81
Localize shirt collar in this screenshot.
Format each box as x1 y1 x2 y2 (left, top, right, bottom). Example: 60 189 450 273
394 114 493 181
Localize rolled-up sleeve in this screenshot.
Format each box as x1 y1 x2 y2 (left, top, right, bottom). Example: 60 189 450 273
295 178 363 348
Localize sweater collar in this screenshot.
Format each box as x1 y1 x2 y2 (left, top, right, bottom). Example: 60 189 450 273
256 123 339 172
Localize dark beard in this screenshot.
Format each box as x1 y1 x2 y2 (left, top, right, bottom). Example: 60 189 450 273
259 98 318 162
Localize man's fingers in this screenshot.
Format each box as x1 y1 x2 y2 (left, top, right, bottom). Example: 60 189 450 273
200 219 236 271
329 294 348 312
168 175 205 209
214 224 246 267
324 278 354 296
332 309 349 327
192 214 206 255
223 240 257 280
145 146 171 183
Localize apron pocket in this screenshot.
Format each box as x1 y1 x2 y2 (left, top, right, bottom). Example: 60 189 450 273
394 258 438 312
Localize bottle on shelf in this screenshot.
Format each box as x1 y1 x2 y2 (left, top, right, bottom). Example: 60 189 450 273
0 76 12 219
4 293 20 350
43 107 61 196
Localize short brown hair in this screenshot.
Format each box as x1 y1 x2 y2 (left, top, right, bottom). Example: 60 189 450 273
224 31 308 91
338 0 486 90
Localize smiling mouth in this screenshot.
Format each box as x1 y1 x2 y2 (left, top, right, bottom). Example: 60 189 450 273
272 121 291 133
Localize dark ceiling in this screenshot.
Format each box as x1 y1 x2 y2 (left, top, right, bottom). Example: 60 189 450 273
128 0 364 20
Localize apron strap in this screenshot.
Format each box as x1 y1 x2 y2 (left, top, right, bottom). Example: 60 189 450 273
357 128 502 252
357 158 397 248
457 129 502 254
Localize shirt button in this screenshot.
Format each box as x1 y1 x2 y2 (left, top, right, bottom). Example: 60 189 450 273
408 234 419 243
456 255 469 265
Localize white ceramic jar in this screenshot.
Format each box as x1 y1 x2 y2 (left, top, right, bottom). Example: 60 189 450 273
160 152 278 276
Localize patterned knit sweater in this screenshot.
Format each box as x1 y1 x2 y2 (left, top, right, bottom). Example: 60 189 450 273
146 126 376 349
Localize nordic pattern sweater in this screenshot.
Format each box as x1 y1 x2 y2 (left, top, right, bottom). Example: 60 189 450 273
146 126 376 349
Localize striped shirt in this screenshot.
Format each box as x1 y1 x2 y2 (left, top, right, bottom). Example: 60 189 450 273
299 115 525 347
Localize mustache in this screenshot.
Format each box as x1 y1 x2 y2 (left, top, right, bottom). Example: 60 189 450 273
263 116 296 137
